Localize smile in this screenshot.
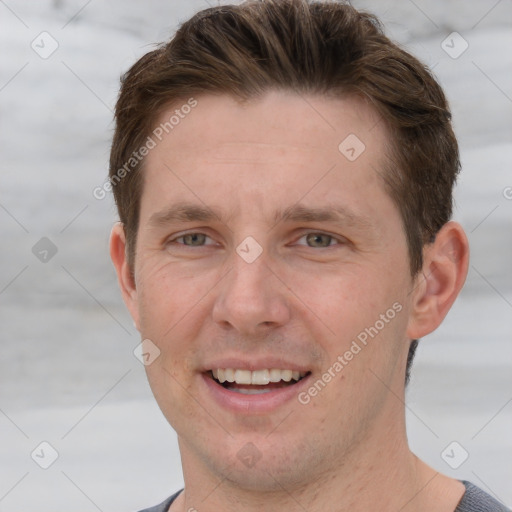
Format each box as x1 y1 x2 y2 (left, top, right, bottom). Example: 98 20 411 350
208 368 310 395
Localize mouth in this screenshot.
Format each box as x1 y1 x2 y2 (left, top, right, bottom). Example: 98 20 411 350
207 368 311 394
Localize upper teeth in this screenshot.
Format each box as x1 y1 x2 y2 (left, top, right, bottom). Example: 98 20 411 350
212 369 306 385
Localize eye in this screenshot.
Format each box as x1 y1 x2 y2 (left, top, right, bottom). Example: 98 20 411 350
296 232 340 248
169 232 215 247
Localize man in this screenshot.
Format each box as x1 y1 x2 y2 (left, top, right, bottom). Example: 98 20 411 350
109 1 509 511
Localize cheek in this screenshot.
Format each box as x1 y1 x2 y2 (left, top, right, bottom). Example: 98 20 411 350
136 258 204 331
135 259 220 374
299 266 390 331
304 263 410 368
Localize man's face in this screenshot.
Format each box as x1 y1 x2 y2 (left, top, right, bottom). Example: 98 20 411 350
128 92 417 489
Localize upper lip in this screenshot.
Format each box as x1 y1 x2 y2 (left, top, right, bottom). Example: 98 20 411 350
200 357 311 373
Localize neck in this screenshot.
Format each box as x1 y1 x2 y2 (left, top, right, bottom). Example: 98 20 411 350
173 413 460 512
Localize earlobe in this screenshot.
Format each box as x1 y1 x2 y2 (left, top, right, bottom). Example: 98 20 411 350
110 222 140 331
406 221 469 339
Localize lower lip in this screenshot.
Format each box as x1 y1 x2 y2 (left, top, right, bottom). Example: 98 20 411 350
201 373 310 414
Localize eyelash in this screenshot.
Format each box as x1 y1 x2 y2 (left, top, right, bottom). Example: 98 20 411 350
167 231 344 249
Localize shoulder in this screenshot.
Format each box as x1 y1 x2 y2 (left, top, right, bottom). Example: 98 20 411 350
455 481 511 512
136 489 183 512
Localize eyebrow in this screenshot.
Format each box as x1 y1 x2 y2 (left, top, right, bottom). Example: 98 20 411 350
274 204 374 231
148 203 223 227
148 201 374 232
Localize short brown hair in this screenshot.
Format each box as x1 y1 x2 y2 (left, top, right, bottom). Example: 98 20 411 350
110 0 459 380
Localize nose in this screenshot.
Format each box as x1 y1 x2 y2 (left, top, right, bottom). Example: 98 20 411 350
212 249 291 336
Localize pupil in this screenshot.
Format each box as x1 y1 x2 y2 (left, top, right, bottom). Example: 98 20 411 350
186 233 204 246
308 233 330 247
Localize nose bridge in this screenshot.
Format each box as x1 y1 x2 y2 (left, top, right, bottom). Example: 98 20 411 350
230 254 267 299
212 245 289 332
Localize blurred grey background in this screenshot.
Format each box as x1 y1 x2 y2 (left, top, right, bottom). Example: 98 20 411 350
1 0 511 510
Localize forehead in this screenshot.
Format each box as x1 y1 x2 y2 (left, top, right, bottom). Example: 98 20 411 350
150 91 386 156
140 91 395 228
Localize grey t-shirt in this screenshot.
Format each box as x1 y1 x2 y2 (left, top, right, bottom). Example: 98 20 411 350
138 481 510 512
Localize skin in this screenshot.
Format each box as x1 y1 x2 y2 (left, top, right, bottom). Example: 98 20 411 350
111 91 469 512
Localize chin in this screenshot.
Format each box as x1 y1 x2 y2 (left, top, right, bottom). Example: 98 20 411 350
193 434 325 493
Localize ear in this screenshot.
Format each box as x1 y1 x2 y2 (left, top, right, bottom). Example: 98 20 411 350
407 221 469 339
110 222 140 331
